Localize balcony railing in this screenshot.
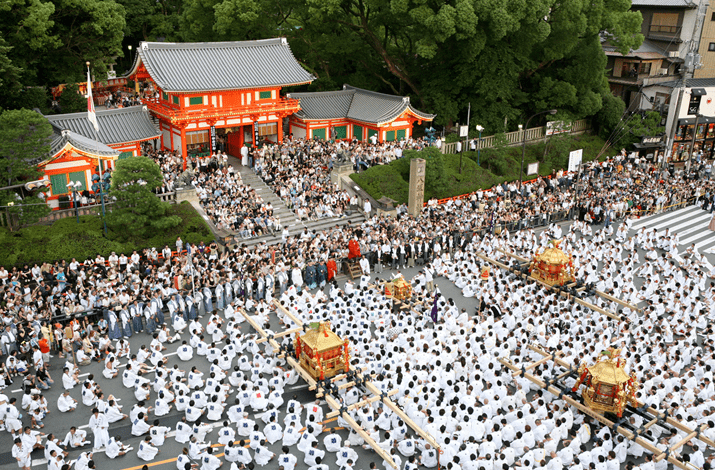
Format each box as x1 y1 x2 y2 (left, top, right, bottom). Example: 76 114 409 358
141 97 302 122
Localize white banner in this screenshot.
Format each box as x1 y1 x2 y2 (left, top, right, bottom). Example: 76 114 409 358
568 149 583 172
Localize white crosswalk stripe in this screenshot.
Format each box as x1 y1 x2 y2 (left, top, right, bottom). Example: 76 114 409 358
628 205 715 256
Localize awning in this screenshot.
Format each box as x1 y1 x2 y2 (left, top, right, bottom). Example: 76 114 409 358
633 142 664 149
677 115 715 125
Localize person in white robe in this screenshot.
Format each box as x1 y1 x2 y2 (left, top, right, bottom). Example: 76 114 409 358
174 418 192 444
62 427 90 448
105 436 130 459
218 422 236 446
253 440 274 466
131 412 151 436
57 391 77 412
88 408 110 450
137 436 159 461
265 418 283 444
150 420 171 446
154 393 172 416
105 400 127 423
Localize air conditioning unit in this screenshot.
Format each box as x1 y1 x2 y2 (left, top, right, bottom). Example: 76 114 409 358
659 68 669 75
669 51 680 58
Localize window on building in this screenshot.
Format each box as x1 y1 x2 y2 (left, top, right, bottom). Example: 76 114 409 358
639 62 652 75
189 96 203 105
259 91 272 99
162 92 168 101
650 13 679 34
69 171 87 191
50 174 68 196
709 42 715 51
172 95 179 105
711 11 715 20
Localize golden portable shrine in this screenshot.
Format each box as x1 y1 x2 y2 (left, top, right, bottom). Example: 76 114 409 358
384 275 412 300
294 322 350 380
529 239 575 286
571 347 640 417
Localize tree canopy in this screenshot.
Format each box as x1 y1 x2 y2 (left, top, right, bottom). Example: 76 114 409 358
0 0 644 133
106 156 181 240
0 108 52 222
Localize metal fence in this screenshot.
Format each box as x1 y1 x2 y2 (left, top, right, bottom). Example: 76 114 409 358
440 119 591 154
0 192 178 231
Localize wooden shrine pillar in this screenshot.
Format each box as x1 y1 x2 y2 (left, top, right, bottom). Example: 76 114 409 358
180 124 187 171
277 117 284 143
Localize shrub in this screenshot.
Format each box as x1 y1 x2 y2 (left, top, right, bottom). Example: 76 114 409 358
351 132 618 203
0 201 214 267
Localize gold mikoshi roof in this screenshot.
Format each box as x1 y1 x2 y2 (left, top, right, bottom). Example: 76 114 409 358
300 323 345 352
535 242 571 265
588 360 631 385
387 277 411 289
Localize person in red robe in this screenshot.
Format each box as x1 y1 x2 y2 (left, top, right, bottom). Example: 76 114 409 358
327 259 337 281
348 238 361 260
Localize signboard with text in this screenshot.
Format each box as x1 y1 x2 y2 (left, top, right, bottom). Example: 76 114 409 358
568 149 583 172
545 121 572 136
210 126 216 152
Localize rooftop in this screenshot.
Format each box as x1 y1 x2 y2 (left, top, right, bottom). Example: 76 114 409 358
46 106 160 145
128 38 315 93
288 84 435 125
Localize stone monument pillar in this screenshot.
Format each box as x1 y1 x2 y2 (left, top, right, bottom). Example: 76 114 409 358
331 161 353 188
408 158 426 217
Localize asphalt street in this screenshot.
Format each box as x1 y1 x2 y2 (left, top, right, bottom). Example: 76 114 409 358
2 207 715 470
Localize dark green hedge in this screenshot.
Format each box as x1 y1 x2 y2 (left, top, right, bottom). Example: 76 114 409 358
0 201 214 267
351 133 615 204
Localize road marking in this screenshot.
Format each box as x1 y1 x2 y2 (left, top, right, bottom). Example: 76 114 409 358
288 384 310 391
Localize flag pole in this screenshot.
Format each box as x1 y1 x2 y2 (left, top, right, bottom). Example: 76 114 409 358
87 61 108 236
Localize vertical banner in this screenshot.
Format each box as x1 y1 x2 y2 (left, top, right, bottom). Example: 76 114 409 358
210 126 216 152
254 121 259 147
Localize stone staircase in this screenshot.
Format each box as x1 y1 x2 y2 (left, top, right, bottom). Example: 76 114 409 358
232 163 366 249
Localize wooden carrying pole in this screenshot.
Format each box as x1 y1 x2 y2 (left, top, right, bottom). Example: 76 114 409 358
239 307 398 469
475 252 624 322
498 357 694 470
326 389 399 419
273 299 440 452
495 247 641 312
503 348 715 469
354 371 441 450
256 327 302 343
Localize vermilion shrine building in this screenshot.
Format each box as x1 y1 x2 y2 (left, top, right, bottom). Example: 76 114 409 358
127 38 315 169
287 85 434 142
39 106 159 208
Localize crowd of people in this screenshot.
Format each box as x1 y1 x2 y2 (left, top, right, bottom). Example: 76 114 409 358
247 137 433 222
3 147 715 470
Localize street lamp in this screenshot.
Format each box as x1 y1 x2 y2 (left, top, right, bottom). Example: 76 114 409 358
476 125 484 166
67 181 82 224
92 172 110 235
520 109 557 188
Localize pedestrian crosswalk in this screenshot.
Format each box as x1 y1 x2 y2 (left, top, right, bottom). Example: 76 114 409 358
627 205 715 255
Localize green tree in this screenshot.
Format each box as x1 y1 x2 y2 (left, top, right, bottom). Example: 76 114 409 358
42 0 126 84
613 110 664 150
58 83 87 114
300 0 643 130
0 108 52 223
107 156 181 240
0 0 58 106
594 92 627 142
